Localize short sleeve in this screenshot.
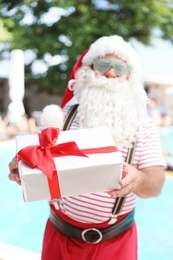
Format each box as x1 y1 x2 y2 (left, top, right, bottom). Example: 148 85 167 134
136 116 166 169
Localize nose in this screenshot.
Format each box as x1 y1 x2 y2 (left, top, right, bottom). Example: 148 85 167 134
104 66 118 78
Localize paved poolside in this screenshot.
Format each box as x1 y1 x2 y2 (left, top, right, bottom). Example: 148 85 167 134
0 242 41 260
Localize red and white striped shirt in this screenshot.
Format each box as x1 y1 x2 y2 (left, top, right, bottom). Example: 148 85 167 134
58 105 166 224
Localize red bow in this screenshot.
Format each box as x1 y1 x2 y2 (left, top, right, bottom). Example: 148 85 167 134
17 127 87 180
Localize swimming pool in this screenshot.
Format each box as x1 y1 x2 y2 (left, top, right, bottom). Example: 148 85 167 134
160 126 173 159
0 127 173 259
0 140 49 253
136 177 173 260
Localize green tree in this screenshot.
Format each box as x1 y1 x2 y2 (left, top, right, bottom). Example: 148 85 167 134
0 19 12 42
0 0 173 95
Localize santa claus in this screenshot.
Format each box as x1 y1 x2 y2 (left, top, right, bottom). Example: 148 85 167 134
40 35 147 148
9 35 166 260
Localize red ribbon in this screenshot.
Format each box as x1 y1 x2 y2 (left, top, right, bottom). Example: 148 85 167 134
17 127 118 199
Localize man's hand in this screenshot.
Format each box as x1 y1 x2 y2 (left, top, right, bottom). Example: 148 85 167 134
8 156 21 185
108 162 165 198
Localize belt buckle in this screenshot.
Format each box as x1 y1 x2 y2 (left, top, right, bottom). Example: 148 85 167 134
81 228 103 244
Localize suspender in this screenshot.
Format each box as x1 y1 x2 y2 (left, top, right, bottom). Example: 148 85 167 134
63 104 79 131
108 142 136 224
63 104 136 224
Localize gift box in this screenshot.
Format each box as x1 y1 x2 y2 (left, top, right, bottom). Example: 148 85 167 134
16 127 123 202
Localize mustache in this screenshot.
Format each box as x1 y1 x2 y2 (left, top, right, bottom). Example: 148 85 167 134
74 66 129 95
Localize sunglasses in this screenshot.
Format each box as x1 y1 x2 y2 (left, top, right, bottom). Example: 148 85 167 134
92 58 131 77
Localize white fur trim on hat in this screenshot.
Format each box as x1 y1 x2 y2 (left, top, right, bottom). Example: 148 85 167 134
82 35 141 76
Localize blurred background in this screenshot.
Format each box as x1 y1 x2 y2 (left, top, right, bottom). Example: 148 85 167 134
0 0 173 136
0 1 173 259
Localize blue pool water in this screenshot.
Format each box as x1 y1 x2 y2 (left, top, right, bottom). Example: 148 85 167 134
0 127 173 259
0 141 49 253
136 178 173 260
159 126 173 159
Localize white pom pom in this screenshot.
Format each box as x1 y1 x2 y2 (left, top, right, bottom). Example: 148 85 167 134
40 104 64 130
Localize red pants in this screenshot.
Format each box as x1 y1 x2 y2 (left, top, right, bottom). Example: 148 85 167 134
41 208 138 260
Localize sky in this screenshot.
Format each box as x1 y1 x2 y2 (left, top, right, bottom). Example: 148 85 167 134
132 38 173 83
1 38 173 84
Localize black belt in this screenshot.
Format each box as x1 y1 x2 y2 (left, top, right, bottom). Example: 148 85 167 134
49 209 135 244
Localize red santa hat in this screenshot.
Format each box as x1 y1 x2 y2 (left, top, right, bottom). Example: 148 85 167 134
61 35 141 108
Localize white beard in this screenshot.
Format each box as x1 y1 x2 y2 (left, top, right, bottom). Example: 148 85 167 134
73 66 148 148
